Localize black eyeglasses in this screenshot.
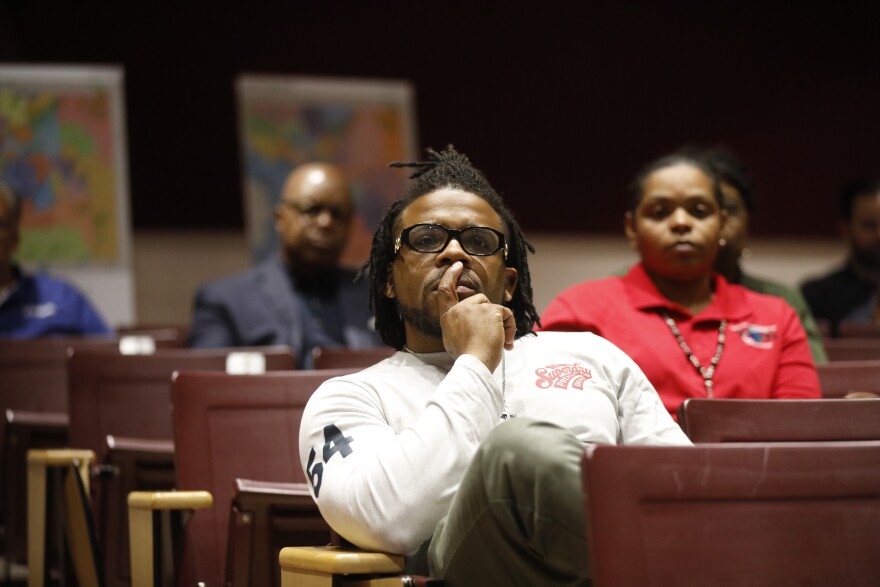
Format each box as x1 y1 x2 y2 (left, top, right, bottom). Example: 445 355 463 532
395 224 508 259
283 200 352 222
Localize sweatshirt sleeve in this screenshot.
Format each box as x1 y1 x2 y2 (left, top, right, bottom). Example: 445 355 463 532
298 355 503 555
595 337 692 446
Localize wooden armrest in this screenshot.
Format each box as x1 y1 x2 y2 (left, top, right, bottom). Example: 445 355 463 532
844 391 880 399
27 448 94 499
235 478 312 496
280 545 405 586
106 435 175 454
128 490 213 511
6 409 69 427
128 491 213 587
27 448 94 467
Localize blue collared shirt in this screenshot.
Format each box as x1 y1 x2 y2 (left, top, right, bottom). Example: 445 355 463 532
0 267 111 338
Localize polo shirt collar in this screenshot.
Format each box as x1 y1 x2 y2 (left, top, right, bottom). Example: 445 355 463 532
622 263 752 323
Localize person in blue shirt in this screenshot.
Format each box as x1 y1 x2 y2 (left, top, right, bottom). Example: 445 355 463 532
0 181 111 338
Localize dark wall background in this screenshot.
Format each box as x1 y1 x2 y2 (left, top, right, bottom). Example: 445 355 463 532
2 2 878 237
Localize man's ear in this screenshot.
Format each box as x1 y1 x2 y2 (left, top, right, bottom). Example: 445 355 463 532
502 267 518 302
384 265 396 299
274 203 285 234
624 211 638 250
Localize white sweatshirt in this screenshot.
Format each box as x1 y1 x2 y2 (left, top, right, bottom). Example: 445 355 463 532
299 330 690 555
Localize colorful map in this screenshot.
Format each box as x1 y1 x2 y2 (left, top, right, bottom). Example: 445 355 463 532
0 67 126 265
238 76 417 267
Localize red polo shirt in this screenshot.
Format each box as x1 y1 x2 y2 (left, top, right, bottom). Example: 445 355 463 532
540 264 821 417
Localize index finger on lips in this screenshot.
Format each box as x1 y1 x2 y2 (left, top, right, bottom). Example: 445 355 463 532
437 261 463 316
501 306 516 349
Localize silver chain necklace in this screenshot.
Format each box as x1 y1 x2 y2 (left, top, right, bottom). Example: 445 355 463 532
403 347 514 419
660 312 727 397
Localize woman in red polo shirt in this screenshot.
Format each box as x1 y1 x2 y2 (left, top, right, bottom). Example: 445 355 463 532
540 152 820 417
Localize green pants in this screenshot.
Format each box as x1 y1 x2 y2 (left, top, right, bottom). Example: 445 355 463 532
427 418 591 586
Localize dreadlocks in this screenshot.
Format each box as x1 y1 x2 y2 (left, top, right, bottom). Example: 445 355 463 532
357 145 539 350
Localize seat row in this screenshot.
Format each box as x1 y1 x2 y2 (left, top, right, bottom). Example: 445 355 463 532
0 334 393 586
4 335 880 585
277 396 880 585
26 374 880 587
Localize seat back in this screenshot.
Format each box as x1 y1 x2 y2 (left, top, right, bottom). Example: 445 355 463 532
824 338 880 361
66 346 297 459
1 334 188 479
833 322 880 338
171 368 354 587
0 337 119 568
816 360 880 397
582 443 880 587
0 337 119 438
115 325 189 348
2 411 69 575
311 346 396 370
226 479 331 587
677 398 880 443
66 346 296 587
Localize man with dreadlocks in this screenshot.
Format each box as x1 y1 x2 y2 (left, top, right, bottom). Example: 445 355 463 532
299 146 688 585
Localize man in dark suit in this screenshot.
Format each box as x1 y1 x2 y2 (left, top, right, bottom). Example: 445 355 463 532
801 177 880 335
188 163 382 367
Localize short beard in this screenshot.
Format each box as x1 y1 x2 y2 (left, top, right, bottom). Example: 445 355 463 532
852 244 880 272
397 301 442 339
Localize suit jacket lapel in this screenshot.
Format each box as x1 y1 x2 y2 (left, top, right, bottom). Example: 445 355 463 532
257 259 305 350
338 274 377 347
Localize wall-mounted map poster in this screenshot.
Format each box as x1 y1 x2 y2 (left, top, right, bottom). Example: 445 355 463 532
236 75 418 268
0 64 131 267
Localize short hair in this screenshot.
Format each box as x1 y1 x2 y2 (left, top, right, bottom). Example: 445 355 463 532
681 146 754 213
839 177 880 220
627 152 723 216
0 181 22 225
357 145 539 350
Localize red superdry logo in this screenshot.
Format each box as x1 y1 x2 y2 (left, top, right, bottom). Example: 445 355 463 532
535 363 593 390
